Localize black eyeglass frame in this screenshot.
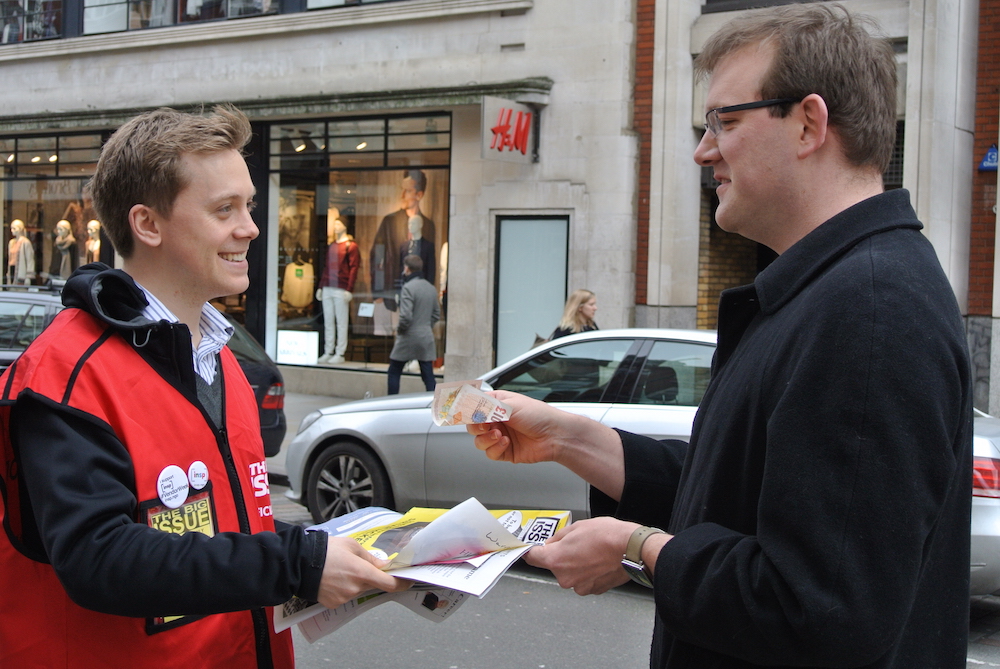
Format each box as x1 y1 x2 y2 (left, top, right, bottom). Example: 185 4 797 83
704 98 800 136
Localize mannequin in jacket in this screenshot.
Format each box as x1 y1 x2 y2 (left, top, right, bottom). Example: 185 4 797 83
317 217 359 365
51 219 78 279
7 219 35 285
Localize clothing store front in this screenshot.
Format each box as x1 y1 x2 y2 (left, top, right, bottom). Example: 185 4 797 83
0 131 113 287
0 111 451 385
265 112 451 372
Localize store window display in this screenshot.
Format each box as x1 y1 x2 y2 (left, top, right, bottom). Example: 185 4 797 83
0 134 101 288
281 253 314 309
276 189 318 334
316 216 359 365
370 170 437 297
270 115 450 368
401 215 435 292
62 188 98 265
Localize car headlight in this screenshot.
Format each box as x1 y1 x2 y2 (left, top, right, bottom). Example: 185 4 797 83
297 410 323 435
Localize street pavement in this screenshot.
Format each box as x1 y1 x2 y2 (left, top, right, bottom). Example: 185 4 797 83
970 596 1000 666
267 391 350 527
264 392 656 667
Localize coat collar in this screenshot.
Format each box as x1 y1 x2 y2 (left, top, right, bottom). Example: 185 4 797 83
752 189 922 315
402 270 424 284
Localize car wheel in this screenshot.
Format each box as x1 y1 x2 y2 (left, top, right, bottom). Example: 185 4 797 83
305 442 393 523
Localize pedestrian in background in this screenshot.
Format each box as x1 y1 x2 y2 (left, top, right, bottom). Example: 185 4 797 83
551 289 598 339
387 254 440 394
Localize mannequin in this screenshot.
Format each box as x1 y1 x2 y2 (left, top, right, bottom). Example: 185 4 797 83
326 207 341 245
85 220 101 264
316 218 360 365
436 240 448 362
7 220 35 285
51 219 77 279
398 215 435 290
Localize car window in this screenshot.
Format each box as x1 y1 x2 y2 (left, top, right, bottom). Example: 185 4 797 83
18 305 49 349
0 302 33 350
220 313 273 366
491 339 636 402
632 340 714 406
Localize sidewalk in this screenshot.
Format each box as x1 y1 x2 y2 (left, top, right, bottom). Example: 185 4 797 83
268 391 352 526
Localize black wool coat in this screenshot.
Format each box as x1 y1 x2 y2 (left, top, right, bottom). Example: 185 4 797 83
595 189 973 669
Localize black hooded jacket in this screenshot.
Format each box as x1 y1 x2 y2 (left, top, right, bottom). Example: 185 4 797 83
594 190 972 668
6 263 326 617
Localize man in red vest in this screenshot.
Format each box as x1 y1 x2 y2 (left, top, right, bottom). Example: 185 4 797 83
0 105 408 668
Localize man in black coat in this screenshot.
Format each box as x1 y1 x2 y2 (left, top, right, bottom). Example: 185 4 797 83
468 5 972 668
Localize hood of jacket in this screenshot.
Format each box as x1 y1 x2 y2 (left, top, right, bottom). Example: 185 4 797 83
61 263 199 391
62 262 156 332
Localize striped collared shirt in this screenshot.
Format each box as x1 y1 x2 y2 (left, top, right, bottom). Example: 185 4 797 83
135 283 234 384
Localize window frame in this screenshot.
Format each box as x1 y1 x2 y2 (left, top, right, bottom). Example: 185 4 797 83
488 337 643 404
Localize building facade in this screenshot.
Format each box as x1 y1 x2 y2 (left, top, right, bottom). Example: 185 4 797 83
970 0 1000 414
0 0 989 404
636 0 984 402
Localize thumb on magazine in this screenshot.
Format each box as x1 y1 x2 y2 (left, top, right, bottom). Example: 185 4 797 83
317 537 412 610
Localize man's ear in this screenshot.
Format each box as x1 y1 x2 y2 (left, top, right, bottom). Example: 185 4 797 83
796 93 829 159
129 204 162 249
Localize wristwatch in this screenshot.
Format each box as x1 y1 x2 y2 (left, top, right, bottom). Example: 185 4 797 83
621 526 666 588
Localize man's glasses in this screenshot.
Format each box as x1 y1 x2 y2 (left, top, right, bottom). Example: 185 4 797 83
704 98 799 136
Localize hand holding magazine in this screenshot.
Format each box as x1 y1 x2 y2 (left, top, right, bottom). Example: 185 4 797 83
275 498 571 642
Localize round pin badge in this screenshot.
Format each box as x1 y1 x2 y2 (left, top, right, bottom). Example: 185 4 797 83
188 460 209 490
157 464 189 509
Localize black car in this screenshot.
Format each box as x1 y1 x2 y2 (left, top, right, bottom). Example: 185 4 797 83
220 312 287 457
0 288 63 373
0 288 286 456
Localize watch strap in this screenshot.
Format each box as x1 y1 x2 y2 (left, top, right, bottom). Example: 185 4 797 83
624 526 665 565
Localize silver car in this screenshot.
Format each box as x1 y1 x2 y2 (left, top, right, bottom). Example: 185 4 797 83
285 329 714 521
284 327 1000 595
972 408 1000 595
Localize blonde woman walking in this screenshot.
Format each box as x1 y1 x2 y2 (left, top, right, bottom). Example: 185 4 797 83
551 289 598 339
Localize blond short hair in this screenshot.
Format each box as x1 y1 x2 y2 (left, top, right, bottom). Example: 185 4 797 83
88 105 252 258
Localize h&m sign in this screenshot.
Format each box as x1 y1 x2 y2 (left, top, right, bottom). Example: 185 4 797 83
482 96 537 164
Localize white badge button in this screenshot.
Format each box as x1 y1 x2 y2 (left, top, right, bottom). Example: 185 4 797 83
188 461 209 490
157 465 189 509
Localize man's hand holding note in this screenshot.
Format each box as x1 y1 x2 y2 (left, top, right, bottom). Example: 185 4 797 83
432 380 512 426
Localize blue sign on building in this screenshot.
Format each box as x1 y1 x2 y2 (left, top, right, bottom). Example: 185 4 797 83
981 144 998 172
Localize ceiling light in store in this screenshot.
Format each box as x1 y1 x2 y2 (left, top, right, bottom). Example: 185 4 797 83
5 154 12 163
31 156 41 163
294 143 306 153
49 154 58 163
356 141 367 150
